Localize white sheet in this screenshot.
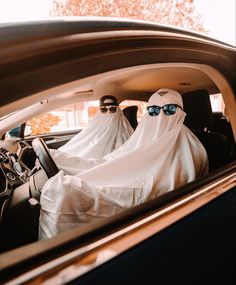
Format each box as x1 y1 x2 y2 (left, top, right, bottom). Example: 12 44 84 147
39 89 208 239
49 148 103 175
57 108 134 159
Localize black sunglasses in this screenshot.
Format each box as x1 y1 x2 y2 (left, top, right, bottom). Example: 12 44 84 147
147 104 182 116
100 106 118 113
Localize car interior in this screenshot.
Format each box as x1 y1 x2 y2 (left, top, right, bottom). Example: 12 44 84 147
0 63 235 254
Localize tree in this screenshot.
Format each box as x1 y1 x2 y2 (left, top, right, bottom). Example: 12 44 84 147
28 113 61 135
51 0 206 33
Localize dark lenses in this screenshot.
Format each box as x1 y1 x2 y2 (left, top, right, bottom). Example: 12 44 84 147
100 107 108 113
163 104 177 115
100 106 117 113
147 106 161 116
147 104 180 116
109 106 117 113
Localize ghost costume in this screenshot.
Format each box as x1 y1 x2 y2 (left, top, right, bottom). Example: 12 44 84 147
39 89 208 239
57 107 134 159
49 107 134 174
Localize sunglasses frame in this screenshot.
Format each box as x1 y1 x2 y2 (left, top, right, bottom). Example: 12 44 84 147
100 105 118 113
147 104 182 116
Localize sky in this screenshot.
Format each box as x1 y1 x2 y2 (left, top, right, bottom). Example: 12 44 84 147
0 0 235 46
195 0 235 45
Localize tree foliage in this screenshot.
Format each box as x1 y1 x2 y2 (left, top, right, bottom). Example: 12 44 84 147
51 0 206 33
28 113 61 135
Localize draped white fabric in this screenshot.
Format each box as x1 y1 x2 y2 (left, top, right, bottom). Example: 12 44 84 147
49 148 102 175
39 89 208 239
57 108 134 159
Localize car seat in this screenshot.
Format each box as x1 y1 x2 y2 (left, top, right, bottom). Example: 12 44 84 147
181 89 234 172
212 112 235 149
123 106 138 130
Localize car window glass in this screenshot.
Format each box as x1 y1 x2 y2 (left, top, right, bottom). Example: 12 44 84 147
25 100 100 136
24 94 224 137
25 100 147 136
7 125 21 138
210 93 225 112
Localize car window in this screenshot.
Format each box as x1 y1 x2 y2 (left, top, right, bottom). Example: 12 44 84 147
7 125 21 137
21 94 224 137
25 101 100 136
210 93 225 112
25 100 147 136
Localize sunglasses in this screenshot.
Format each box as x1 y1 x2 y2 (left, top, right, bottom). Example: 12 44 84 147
147 104 182 116
100 106 118 113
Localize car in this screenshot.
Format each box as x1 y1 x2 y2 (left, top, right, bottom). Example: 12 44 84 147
0 18 235 284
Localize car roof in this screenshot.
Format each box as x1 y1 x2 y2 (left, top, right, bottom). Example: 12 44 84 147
0 17 235 47
0 18 235 136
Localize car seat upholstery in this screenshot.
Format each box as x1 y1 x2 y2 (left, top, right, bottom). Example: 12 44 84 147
182 89 234 172
212 112 235 148
182 89 214 131
123 105 138 130
213 111 224 120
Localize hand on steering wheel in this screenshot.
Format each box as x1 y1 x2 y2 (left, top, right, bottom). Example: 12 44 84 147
32 138 59 178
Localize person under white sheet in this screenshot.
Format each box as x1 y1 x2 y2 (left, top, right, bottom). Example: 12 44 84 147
55 95 134 159
49 95 134 174
39 88 208 239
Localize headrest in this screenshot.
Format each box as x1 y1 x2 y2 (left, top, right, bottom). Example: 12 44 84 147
213 111 224 120
99 95 118 107
123 106 138 130
181 89 214 130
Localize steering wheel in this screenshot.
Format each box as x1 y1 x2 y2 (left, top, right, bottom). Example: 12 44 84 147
32 138 59 178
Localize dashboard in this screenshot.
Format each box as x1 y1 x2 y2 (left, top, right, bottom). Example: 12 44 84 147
0 139 47 252
0 140 37 220
0 139 36 185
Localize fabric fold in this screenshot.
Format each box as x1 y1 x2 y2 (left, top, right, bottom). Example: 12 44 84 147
57 108 134 159
39 88 208 239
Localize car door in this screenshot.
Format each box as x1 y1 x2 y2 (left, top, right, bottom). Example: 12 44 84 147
0 19 235 284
